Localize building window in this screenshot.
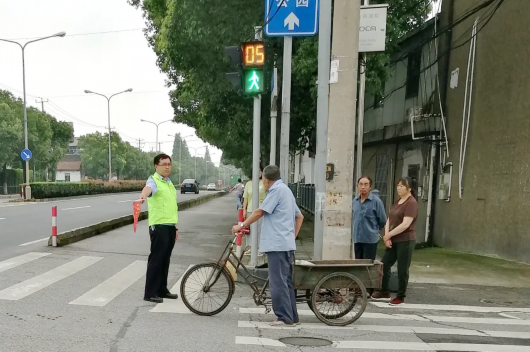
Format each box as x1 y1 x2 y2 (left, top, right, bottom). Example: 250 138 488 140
374 82 385 108
65 173 71 182
407 164 420 197
374 155 390 207
405 49 422 99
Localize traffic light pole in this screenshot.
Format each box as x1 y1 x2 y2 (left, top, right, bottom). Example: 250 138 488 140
250 26 263 267
279 37 292 181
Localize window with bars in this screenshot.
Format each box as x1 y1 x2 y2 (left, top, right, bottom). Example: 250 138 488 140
374 155 390 207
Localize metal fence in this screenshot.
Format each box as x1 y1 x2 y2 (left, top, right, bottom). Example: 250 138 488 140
288 183 315 215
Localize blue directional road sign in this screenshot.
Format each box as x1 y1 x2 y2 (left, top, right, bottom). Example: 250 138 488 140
21 149 32 161
264 0 320 37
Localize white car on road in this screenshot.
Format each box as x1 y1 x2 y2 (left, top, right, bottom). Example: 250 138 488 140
207 183 217 191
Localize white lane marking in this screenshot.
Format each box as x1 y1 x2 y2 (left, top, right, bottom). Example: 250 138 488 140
370 301 530 313
238 321 530 339
19 237 49 246
334 341 433 350
499 312 522 320
0 252 51 273
424 315 530 326
0 218 5 220
61 206 92 211
239 308 530 326
235 336 286 347
117 200 135 203
150 264 194 313
428 343 530 352
0 256 102 300
334 341 530 351
69 260 146 307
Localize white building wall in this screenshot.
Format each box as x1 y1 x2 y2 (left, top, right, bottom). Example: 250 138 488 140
55 171 81 182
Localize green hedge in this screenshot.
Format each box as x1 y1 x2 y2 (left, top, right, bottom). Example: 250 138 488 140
30 180 147 199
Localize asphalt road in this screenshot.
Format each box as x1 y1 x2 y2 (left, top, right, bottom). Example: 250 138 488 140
0 195 529 351
0 191 213 260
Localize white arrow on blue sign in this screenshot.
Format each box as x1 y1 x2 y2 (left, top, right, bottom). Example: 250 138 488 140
21 149 32 161
264 0 320 37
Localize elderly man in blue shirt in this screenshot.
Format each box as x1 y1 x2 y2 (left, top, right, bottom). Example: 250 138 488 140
232 165 304 326
353 176 387 295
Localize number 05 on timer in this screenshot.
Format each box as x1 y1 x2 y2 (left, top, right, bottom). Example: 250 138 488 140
241 41 265 94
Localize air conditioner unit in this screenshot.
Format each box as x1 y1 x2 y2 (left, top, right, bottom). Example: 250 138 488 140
407 106 423 122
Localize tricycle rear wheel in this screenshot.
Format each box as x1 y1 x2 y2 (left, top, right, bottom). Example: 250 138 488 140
311 272 367 326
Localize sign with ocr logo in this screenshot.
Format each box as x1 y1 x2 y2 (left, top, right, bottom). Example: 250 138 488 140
359 4 388 53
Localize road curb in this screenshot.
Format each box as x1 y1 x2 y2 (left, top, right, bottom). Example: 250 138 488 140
9 191 144 203
48 191 227 247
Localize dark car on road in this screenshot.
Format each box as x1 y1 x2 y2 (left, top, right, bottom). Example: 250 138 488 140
181 178 199 194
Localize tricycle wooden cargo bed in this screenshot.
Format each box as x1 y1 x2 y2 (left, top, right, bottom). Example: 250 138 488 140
180 235 383 326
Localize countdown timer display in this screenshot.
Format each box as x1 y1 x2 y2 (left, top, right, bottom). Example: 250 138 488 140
242 41 265 68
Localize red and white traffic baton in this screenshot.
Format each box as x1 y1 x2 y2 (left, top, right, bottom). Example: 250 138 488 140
52 206 58 247
236 208 244 257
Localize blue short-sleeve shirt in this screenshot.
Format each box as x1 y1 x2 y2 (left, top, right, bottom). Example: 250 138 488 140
258 179 300 253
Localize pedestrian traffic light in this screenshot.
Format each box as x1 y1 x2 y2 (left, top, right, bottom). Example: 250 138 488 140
224 41 266 96
244 69 264 94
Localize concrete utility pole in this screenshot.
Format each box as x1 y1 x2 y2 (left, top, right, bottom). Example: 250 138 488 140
36 97 48 113
355 0 369 195
313 0 333 261
36 98 49 182
322 0 362 260
279 37 292 180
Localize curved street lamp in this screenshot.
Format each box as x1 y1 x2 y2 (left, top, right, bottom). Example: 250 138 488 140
0 31 66 199
84 88 133 181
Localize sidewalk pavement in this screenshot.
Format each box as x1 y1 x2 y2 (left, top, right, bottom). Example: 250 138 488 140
293 219 530 289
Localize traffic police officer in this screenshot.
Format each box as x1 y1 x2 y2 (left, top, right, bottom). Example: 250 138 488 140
140 153 179 303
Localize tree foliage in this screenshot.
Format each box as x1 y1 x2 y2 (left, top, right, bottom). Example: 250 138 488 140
129 0 431 169
0 90 73 193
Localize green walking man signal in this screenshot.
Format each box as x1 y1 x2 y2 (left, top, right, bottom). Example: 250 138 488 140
224 41 266 95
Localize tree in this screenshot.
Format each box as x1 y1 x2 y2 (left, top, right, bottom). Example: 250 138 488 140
0 102 22 194
0 90 73 190
129 0 432 168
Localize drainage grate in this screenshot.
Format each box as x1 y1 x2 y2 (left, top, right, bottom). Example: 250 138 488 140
279 337 333 347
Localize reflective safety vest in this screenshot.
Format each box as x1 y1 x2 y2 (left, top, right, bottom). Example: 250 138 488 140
147 173 178 226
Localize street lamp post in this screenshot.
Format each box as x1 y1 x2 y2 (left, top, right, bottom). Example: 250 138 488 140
84 88 133 181
0 31 66 199
141 119 173 153
188 145 207 181
205 152 217 184
169 134 194 184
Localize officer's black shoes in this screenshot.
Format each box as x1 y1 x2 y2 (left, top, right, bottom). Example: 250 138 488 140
161 293 179 299
144 296 164 303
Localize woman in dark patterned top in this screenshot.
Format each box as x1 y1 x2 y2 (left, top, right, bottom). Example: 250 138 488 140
372 177 418 306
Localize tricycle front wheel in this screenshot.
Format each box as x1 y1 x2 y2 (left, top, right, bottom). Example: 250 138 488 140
311 272 367 326
180 263 234 316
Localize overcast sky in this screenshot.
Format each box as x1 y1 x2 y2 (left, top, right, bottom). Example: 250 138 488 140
0 0 222 165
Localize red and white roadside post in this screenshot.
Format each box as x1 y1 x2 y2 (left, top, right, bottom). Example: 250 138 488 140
52 206 58 247
20 184 24 199
236 208 244 257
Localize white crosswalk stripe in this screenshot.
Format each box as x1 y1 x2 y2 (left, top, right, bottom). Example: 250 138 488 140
69 260 147 307
0 256 102 300
0 252 51 273
235 301 530 350
1 251 530 352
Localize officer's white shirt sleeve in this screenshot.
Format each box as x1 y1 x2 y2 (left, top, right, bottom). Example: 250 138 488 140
146 177 157 197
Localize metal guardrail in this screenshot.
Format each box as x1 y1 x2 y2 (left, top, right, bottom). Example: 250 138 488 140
288 183 315 215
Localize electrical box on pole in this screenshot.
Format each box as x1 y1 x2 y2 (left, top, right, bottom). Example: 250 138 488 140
224 41 266 96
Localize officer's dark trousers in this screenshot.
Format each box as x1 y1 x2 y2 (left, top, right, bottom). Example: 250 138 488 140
267 251 299 324
144 225 176 298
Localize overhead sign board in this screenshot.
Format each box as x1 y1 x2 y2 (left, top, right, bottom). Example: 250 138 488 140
264 0 320 37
